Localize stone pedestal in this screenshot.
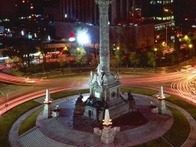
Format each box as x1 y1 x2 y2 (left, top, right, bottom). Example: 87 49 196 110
156 86 167 114
43 89 52 119
94 126 120 144
160 99 166 114
101 126 115 144
43 103 51 118
94 109 120 144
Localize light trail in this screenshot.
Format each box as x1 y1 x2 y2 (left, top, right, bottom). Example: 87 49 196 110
171 69 196 105
0 72 42 85
0 85 88 116
1 67 196 116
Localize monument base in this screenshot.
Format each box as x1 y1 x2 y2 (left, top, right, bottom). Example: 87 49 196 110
83 96 130 121
43 103 52 119
107 96 130 119
82 64 131 121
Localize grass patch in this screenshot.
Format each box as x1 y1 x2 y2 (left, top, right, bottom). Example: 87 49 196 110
18 108 43 136
167 96 196 120
0 101 40 147
163 107 190 147
122 87 157 96
51 89 89 100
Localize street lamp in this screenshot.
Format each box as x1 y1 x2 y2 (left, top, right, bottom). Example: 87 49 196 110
154 47 158 52
188 44 193 49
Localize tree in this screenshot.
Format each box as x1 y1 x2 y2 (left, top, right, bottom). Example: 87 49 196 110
147 52 156 69
114 47 121 67
58 54 66 73
73 47 86 67
129 52 140 70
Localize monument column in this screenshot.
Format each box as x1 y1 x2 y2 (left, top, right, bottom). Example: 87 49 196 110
84 0 129 120
95 0 112 75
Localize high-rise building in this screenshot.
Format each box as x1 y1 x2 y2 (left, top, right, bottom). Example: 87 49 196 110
58 0 146 26
55 0 155 50
147 0 175 44
149 0 174 23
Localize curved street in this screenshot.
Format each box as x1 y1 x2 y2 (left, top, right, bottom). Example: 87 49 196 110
1 68 196 114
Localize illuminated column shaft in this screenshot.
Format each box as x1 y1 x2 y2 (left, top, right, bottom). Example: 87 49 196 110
96 0 112 74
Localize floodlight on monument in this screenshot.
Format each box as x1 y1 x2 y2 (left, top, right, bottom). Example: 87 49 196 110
76 30 90 45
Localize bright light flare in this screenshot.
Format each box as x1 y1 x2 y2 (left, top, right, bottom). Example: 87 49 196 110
76 30 90 45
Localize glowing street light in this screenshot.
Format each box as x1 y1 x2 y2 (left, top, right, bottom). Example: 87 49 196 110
76 30 90 45
21 30 24 36
162 41 167 47
154 47 158 52
184 35 190 41
188 44 193 48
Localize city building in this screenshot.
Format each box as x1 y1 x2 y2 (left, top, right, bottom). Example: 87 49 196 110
57 0 152 26
149 0 174 24
53 0 155 50
148 0 175 44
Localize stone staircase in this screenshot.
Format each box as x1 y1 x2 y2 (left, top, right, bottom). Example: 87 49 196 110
108 97 130 119
36 117 100 147
20 128 72 147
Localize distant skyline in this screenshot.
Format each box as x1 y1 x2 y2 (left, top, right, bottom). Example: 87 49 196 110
0 0 61 19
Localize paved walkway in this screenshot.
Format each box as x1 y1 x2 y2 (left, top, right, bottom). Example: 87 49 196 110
9 94 176 147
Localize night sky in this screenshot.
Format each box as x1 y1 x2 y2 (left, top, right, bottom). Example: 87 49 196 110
0 0 196 19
